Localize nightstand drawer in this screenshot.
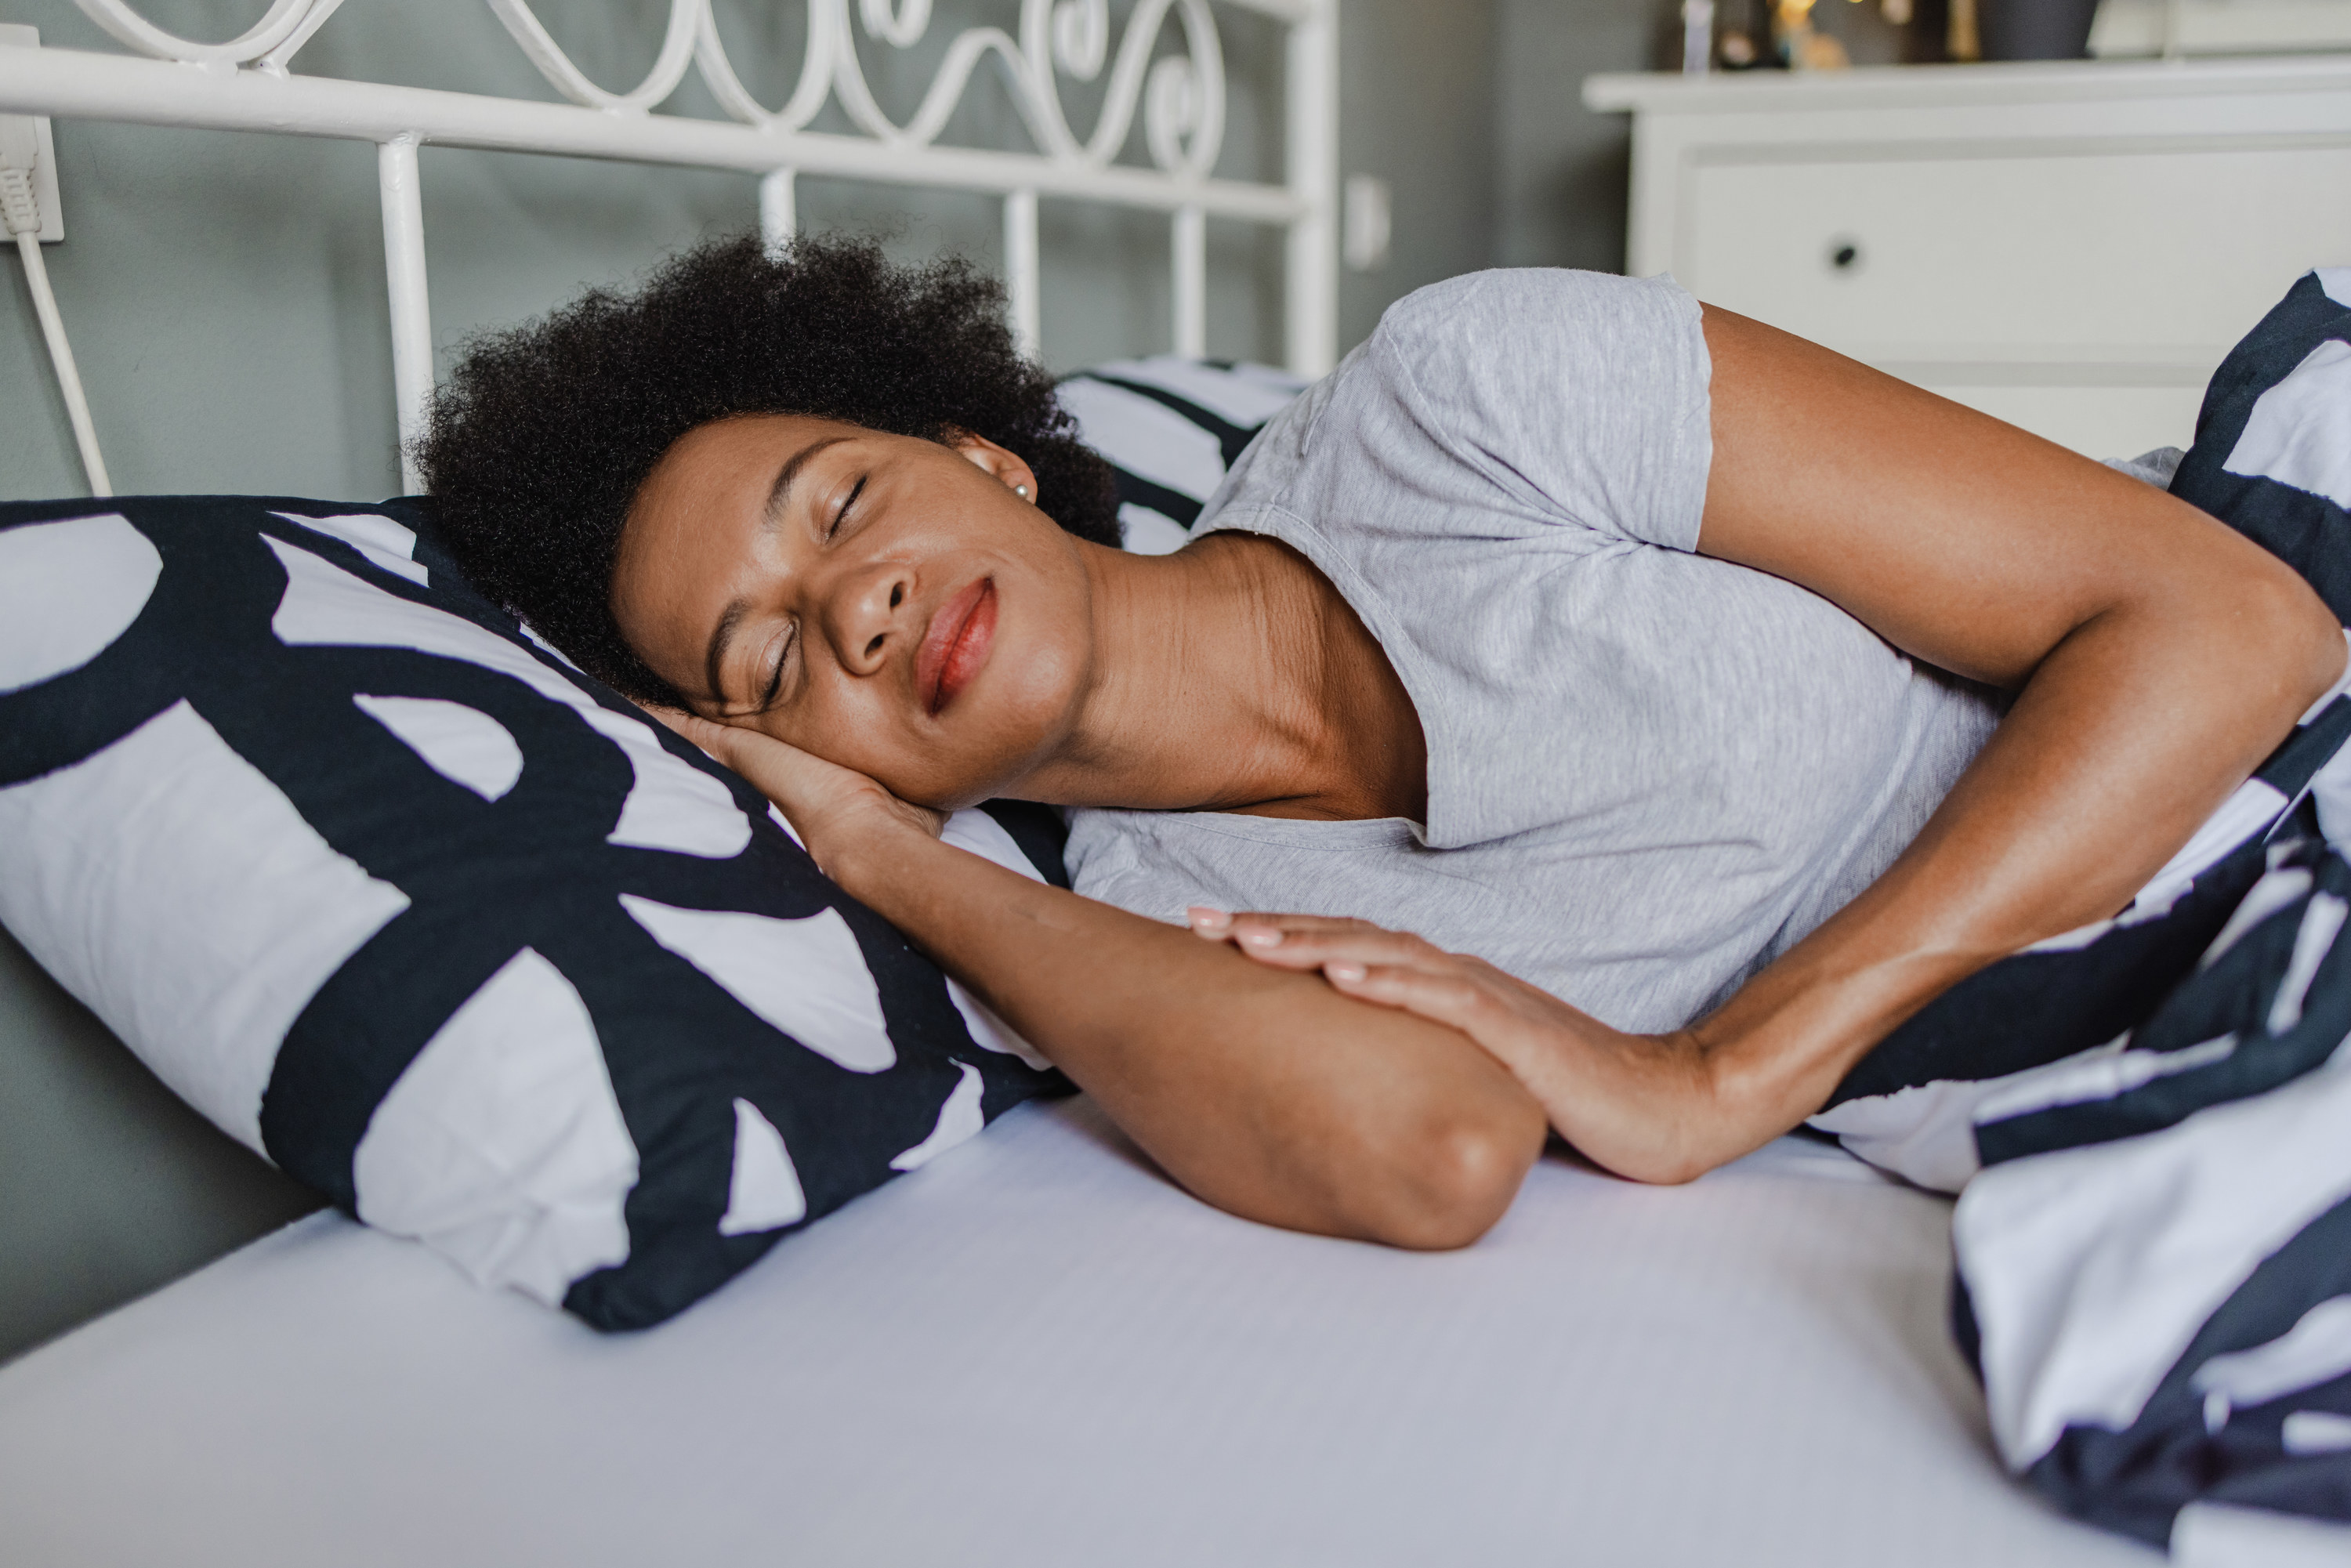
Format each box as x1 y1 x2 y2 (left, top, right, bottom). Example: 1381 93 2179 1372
1679 143 2351 364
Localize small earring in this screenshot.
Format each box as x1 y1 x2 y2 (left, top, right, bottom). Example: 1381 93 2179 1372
1014 483 1031 500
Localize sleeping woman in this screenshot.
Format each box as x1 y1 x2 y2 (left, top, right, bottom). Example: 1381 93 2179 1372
419 234 2346 1249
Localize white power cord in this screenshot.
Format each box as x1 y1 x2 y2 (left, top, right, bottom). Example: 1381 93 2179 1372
1 129 110 497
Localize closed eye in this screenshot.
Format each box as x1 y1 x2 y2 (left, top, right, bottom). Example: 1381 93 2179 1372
829 476 867 540
759 624 792 712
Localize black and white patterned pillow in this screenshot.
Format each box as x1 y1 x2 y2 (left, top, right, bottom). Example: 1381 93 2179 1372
1057 357 1306 555
0 494 1070 1331
0 358 1302 1330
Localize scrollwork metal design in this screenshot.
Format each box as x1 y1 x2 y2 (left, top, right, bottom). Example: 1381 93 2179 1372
1052 0 1107 80
485 0 702 113
71 0 1227 176
73 0 343 72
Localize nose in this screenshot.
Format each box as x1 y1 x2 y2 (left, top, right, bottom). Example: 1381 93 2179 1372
826 559 915 679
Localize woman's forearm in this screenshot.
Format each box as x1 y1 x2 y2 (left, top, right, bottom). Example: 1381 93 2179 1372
828 824 1548 1245
1201 565 2346 1188
1559 310 2351 1176
1682 574 2346 1168
652 707 1544 1242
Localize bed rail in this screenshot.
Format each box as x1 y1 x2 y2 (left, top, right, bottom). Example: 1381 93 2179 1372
0 0 1338 491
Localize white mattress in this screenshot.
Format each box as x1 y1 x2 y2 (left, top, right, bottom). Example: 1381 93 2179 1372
0 1098 2151 1567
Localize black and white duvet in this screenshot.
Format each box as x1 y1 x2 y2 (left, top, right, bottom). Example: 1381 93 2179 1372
1814 270 2351 1559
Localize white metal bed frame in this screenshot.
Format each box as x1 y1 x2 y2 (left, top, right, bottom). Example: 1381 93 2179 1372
0 0 1338 491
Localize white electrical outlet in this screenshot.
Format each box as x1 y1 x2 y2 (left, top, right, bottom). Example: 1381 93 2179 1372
0 24 64 244
1342 174 1390 273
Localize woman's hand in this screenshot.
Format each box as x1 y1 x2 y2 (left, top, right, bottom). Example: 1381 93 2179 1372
637 730 1545 1249
1189 909 1761 1183
649 708 944 885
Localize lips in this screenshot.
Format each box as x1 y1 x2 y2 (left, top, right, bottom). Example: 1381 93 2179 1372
915 577 996 716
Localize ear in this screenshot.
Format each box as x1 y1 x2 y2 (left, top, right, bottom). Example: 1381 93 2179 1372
947 430 1038 504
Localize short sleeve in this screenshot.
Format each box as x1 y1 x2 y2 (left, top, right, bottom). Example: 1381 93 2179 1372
1365 269 1713 552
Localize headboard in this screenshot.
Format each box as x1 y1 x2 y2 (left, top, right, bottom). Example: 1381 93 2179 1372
0 0 1338 1362
0 0 1339 490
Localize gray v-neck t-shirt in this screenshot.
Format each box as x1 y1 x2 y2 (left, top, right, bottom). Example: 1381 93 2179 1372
1063 269 2004 1033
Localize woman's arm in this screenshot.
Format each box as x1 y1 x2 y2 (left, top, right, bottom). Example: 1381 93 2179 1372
1204 306 2349 1184
660 713 1547 1245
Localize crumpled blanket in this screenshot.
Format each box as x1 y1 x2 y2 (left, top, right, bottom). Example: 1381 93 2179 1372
1812 269 2351 1563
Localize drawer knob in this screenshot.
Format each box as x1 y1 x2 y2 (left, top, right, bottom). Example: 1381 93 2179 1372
1828 238 1863 273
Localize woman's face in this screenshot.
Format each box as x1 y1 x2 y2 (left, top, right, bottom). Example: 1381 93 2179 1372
611 414 1099 808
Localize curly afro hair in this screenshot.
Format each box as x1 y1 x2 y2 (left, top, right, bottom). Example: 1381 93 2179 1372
415 232 1121 707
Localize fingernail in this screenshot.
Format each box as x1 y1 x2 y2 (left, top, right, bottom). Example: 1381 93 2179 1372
1327 961 1366 982
1240 928 1281 948
1186 907 1232 929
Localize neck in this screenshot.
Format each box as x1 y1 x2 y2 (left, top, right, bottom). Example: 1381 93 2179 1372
1014 533 1426 820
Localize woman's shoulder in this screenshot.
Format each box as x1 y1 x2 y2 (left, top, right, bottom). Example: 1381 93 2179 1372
1367 267 1699 357
1203 268 1712 555
1360 270 1707 442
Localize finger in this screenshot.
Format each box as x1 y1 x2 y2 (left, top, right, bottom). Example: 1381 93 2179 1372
1186 909 1389 943
645 704 730 758
1188 909 1403 969
1228 923 1454 976
674 717 817 780
1320 961 1502 1035
649 712 811 796
649 716 855 819
1230 912 1389 934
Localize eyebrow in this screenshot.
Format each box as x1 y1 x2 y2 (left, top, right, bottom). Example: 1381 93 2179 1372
764 433 853 527
701 433 855 706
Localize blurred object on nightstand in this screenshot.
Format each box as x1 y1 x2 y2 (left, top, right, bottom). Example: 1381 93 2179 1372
1978 0 2102 57
1773 0 1856 67
1798 28 1853 67
1900 0 1950 60
1683 0 1717 72
1714 0 1904 69
1949 0 1981 57
2093 0 2351 58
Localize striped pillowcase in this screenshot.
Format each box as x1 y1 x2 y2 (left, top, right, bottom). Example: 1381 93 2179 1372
1057 357 1307 555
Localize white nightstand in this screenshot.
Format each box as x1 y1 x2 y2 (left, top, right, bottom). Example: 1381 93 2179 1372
1584 57 2351 455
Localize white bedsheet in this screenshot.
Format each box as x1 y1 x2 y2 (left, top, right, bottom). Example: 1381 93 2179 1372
0 1098 2149 1566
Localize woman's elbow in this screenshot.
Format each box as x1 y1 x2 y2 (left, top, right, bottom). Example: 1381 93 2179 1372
2216 549 2344 714
2277 578 2346 711
1353 1101 1545 1251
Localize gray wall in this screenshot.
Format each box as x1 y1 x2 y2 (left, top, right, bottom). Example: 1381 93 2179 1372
1340 0 1496 342
1491 0 1905 274
0 0 1504 1364
1493 0 1670 274
0 929 321 1361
